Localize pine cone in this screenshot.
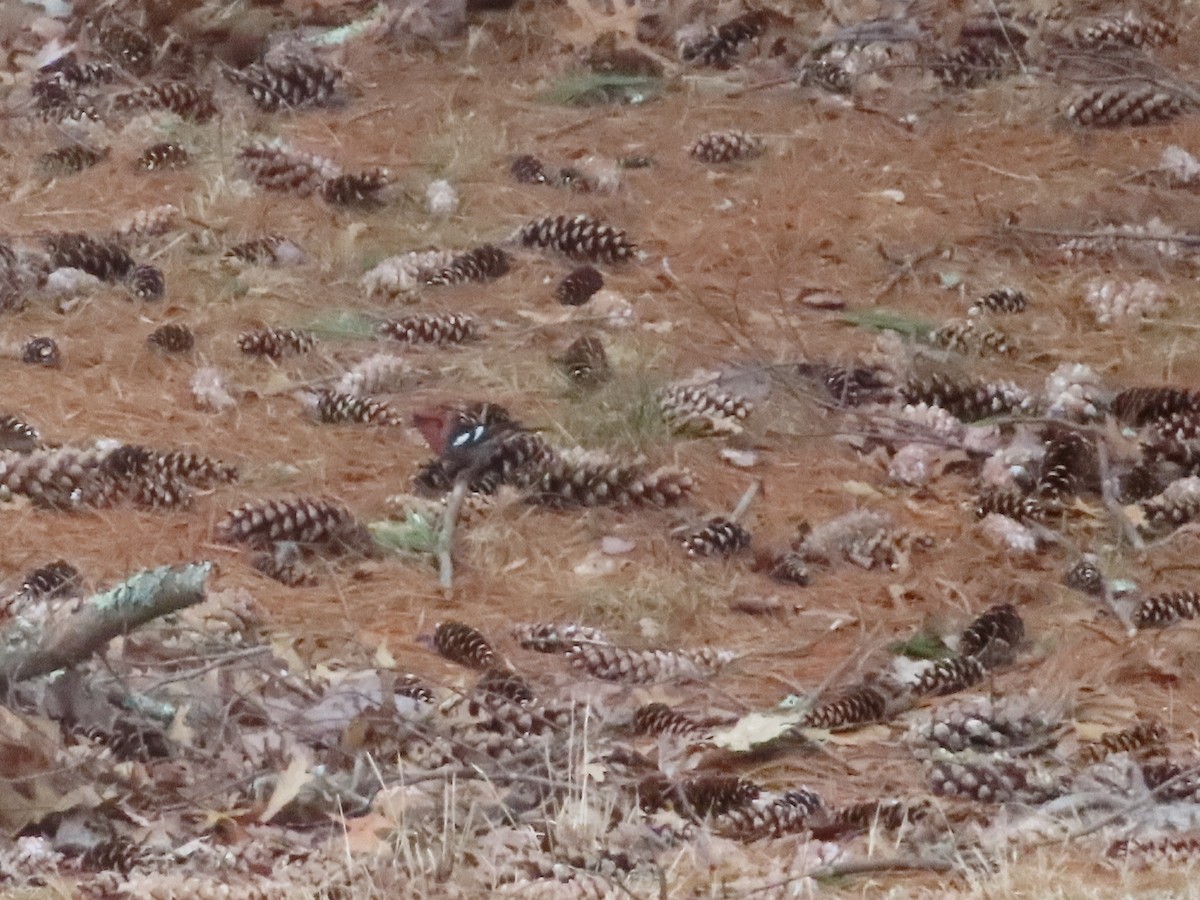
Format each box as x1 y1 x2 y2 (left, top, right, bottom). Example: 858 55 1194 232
20 560 81 600
415 430 552 495
1065 84 1186 128
510 154 548 184
1139 759 1200 801
1076 720 1167 765
472 667 534 709
797 59 853 94
712 789 824 841
642 775 760 817
237 327 317 359
112 82 218 122
114 204 178 244
0 445 116 508
40 53 117 87
1035 425 1098 499
1144 411 1200 469
512 622 608 653
518 214 637 264
914 697 1058 755
38 144 109 177
78 836 142 874
1140 478 1200 531
136 142 190 171
152 450 238 488
970 287 1028 315
1064 558 1104 596
679 517 751 557
396 674 435 704
432 621 498 670
812 801 911 839
1133 591 1200 629
927 318 1014 357
1114 387 1200 427
802 684 889 730
556 266 604 306
128 264 164 301
22 337 60 368
426 245 511 285
974 487 1045 523
321 169 389 206
147 323 194 353
95 20 153 74
660 383 753 435
31 76 99 123
632 702 708 737
225 235 304 266
232 59 340 111
958 603 1024 665
308 390 399 425
1071 13 1177 49
901 373 1034 422
566 643 732 683
556 335 610 386
689 130 764 164
45 232 133 281
801 364 894 407
250 542 316 587
379 313 477 345
523 447 693 508
908 655 987 697
931 41 1015 89
929 756 1056 803
768 550 811 585
680 10 769 69
0 415 39 453
1109 835 1200 864
216 496 370 553
237 141 341 196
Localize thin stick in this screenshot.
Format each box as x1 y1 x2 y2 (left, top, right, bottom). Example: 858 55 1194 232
729 479 761 521
743 856 954 896
439 479 470 594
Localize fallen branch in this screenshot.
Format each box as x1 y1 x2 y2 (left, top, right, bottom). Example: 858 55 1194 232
0 562 213 689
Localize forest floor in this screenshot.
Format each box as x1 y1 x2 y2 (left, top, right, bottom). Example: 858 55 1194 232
3 0 1200 896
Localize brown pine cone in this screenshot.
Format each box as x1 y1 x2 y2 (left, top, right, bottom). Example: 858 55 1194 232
426 245 511 285
556 335 610 386
958 603 1024 665
556 266 604 306
679 517 751 557
136 142 190 171
1065 83 1187 128
321 169 389 206
432 621 498 670
0 415 40 452
44 232 133 282
237 327 317 359
112 82 218 122
128 264 165 301
38 144 109 177
379 313 477 345
216 496 370 553
22 337 60 367
231 58 341 111
147 323 194 353
518 214 636 264
689 130 764 164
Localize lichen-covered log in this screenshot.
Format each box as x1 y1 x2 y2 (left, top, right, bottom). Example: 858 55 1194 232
0 562 211 687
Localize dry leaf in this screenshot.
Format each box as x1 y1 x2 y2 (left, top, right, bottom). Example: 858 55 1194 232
259 755 313 823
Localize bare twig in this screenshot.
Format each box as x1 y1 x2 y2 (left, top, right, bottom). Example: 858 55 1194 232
729 479 761 521
0 563 212 689
743 856 954 896
439 478 470 594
